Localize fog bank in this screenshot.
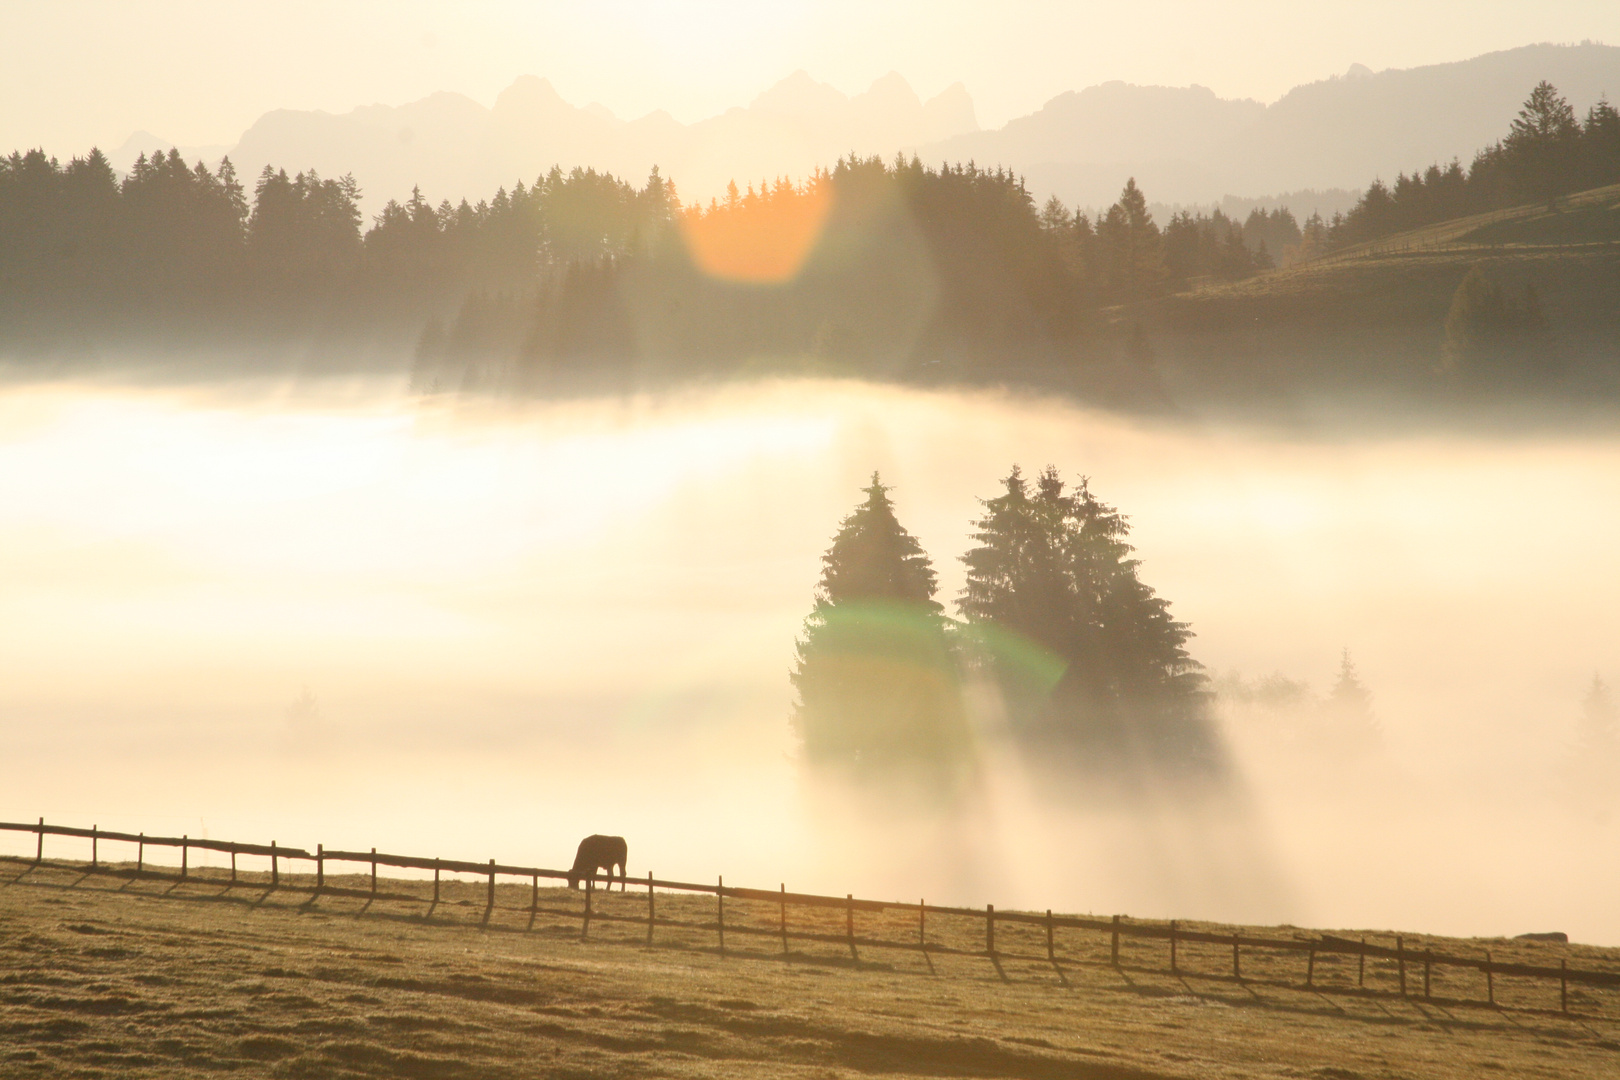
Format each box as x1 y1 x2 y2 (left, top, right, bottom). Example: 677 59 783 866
0 375 1615 943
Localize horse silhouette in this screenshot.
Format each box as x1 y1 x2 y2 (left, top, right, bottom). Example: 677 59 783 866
568 834 627 891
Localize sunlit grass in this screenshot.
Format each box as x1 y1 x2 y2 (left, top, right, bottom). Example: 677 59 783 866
3 859 1617 1079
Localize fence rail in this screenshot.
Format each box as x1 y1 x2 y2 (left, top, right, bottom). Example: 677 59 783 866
4 817 1616 1011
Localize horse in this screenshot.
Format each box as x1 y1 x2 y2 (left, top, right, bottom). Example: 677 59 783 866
567 834 627 891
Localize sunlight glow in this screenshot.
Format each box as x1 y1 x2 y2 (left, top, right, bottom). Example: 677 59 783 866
680 181 833 283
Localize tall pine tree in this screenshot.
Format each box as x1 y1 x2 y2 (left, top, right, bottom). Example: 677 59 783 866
1503 81 1582 206
791 474 973 785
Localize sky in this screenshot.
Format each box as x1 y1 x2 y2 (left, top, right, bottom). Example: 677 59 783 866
3 1 1619 155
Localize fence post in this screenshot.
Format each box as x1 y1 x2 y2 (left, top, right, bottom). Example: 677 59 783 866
716 876 725 955
269 840 277 887
1046 910 1055 963
1169 920 1177 973
316 844 324 890
432 859 440 906
91 825 97 869
1233 933 1241 979
646 872 654 944
370 848 377 897
1396 937 1406 996
986 904 995 958
1561 958 1568 1013
485 859 495 922
846 894 857 960
529 873 539 931
1111 914 1121 966
1358 937 1365 987
779 884 788 955
181 835 188 880
34 817 43 865
1485 950 1494 1005
230 849 236 883
583 874 593 939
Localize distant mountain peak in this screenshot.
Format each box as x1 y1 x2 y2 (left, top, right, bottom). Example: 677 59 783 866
115 130 173 156
212 43 1620 218
751 69 849 117
494 75 572 116
861 70 920 106
921 82 977 141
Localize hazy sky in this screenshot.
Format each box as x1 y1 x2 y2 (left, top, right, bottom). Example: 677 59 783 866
4 1 1619 155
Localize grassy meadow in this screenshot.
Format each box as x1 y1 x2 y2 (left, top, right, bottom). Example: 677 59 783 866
2 855 1618 1078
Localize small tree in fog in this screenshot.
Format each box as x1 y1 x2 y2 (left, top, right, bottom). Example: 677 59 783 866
1575 675 1618 759
1562 674 1620 809
790 474 974 788
1318 649 1381 754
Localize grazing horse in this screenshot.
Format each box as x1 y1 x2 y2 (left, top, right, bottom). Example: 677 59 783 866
568 834 627 891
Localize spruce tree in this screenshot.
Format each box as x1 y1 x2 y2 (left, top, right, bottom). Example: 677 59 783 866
1318 649 1380 754
959 466 1208 767
1504 81 1582 206
1580 98 1620 190
791 474 973 785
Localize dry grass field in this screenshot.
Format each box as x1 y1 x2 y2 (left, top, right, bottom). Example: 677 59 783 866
3 855 1618 1079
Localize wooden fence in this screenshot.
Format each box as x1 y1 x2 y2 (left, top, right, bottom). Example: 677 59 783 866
4 817 1615 1013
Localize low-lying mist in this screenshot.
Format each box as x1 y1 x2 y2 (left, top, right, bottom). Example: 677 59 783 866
1 372 1616 945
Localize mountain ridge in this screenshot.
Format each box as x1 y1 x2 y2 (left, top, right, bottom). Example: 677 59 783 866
107 42 1620 217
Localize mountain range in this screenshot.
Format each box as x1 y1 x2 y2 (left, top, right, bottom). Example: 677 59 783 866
111 42 1620 219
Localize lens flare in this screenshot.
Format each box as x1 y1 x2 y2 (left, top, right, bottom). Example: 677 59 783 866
679 181 832 283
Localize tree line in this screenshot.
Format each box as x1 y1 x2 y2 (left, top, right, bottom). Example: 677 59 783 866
1309 81 1620 249
791 470 1218 797
0 138 1281 389
3 78 1609 389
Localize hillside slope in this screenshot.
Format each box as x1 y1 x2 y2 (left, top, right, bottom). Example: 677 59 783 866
1135 183 1620 410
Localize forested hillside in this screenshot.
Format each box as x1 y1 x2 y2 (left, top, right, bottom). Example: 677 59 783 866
2 81 1617 410
1312 82 1620 247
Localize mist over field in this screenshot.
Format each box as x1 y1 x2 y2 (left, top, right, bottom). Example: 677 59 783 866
0 373 1615 945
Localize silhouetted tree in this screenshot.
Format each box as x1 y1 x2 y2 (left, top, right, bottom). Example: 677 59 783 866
1242 207 1302 264
959 466 1210 770
1162 207 1263 284
1039 194 1073 234
247 166 362 292
1504 81 1583 207
1094 178 1163 298
1579 97 1620 191
791 474 973 787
